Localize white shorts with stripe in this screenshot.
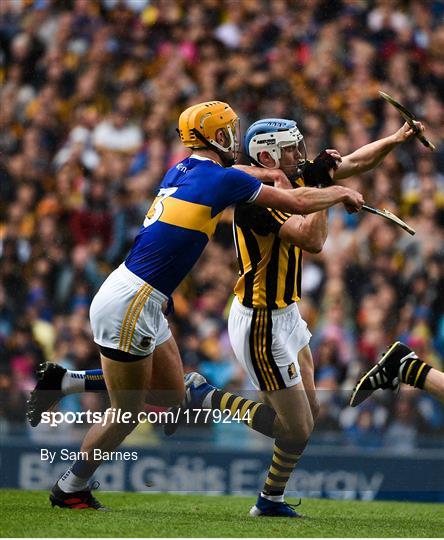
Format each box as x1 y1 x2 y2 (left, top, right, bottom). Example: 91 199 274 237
90 263 171 357
228 296 311 391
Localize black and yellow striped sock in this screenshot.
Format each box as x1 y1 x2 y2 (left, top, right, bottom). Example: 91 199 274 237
209 389 276 438
263 440 305 497
399 357 431 389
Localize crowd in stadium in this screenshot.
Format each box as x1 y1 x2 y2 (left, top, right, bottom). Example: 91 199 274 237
1 0 444 450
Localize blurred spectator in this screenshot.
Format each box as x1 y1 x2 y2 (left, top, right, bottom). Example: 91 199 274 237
383 395 418 454
92 106 142 154
345 409 383 449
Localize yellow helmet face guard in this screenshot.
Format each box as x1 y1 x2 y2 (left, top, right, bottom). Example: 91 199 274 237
200 115 240 156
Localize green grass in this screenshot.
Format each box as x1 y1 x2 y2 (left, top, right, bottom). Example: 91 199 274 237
1 490 443 537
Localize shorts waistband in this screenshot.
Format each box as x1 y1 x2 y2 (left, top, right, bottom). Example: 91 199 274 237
232 296 297 317
118 263 168 305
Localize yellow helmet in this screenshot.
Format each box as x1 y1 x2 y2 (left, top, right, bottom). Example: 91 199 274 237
178 101 239 156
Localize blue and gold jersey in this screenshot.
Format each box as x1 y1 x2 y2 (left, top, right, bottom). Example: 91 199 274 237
125 156 262 296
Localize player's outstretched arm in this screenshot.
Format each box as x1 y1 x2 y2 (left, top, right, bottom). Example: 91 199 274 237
335 121 425 180
255 184 364 215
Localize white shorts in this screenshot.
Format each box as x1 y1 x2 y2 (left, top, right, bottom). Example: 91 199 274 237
228 297 311 391
90 263 172 358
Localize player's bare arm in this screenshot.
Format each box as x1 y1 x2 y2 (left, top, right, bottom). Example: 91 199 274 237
255 183 364 215
334 121 425 180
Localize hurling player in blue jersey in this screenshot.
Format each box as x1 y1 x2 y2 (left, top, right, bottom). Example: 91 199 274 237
29 101 363 510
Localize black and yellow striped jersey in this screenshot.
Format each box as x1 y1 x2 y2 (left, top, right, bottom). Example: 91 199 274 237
233 204 302 309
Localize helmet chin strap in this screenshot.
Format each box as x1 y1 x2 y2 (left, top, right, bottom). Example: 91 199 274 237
191 128 236 166
276 164 303 188
221 155 236 167
287 167 303 188
238 151 262 168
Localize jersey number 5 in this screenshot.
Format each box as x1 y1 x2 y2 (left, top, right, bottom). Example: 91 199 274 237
143 187 178 227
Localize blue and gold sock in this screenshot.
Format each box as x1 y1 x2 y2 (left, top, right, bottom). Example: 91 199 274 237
62 369 107 394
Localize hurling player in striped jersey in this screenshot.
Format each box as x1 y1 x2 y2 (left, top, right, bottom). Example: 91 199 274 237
224 117 426 517
175 117 423 517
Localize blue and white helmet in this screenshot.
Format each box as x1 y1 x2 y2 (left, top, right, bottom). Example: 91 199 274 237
244 118 305 169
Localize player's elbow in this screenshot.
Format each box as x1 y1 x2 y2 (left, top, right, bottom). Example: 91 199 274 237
300 235 324 253
309 244 323 254
279 414 314 444
305 239 323 254
282 230 325 252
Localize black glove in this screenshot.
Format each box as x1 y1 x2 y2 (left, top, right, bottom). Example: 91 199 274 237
301 150 337 188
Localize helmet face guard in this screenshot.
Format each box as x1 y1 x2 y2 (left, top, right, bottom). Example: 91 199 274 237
245 118 306 170
199 115 240 163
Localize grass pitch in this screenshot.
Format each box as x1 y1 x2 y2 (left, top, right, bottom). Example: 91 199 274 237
1 490 443 537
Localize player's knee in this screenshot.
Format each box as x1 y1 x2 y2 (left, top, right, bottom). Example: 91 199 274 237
311 397 320 422
279 413 313 443
298 416 314 443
